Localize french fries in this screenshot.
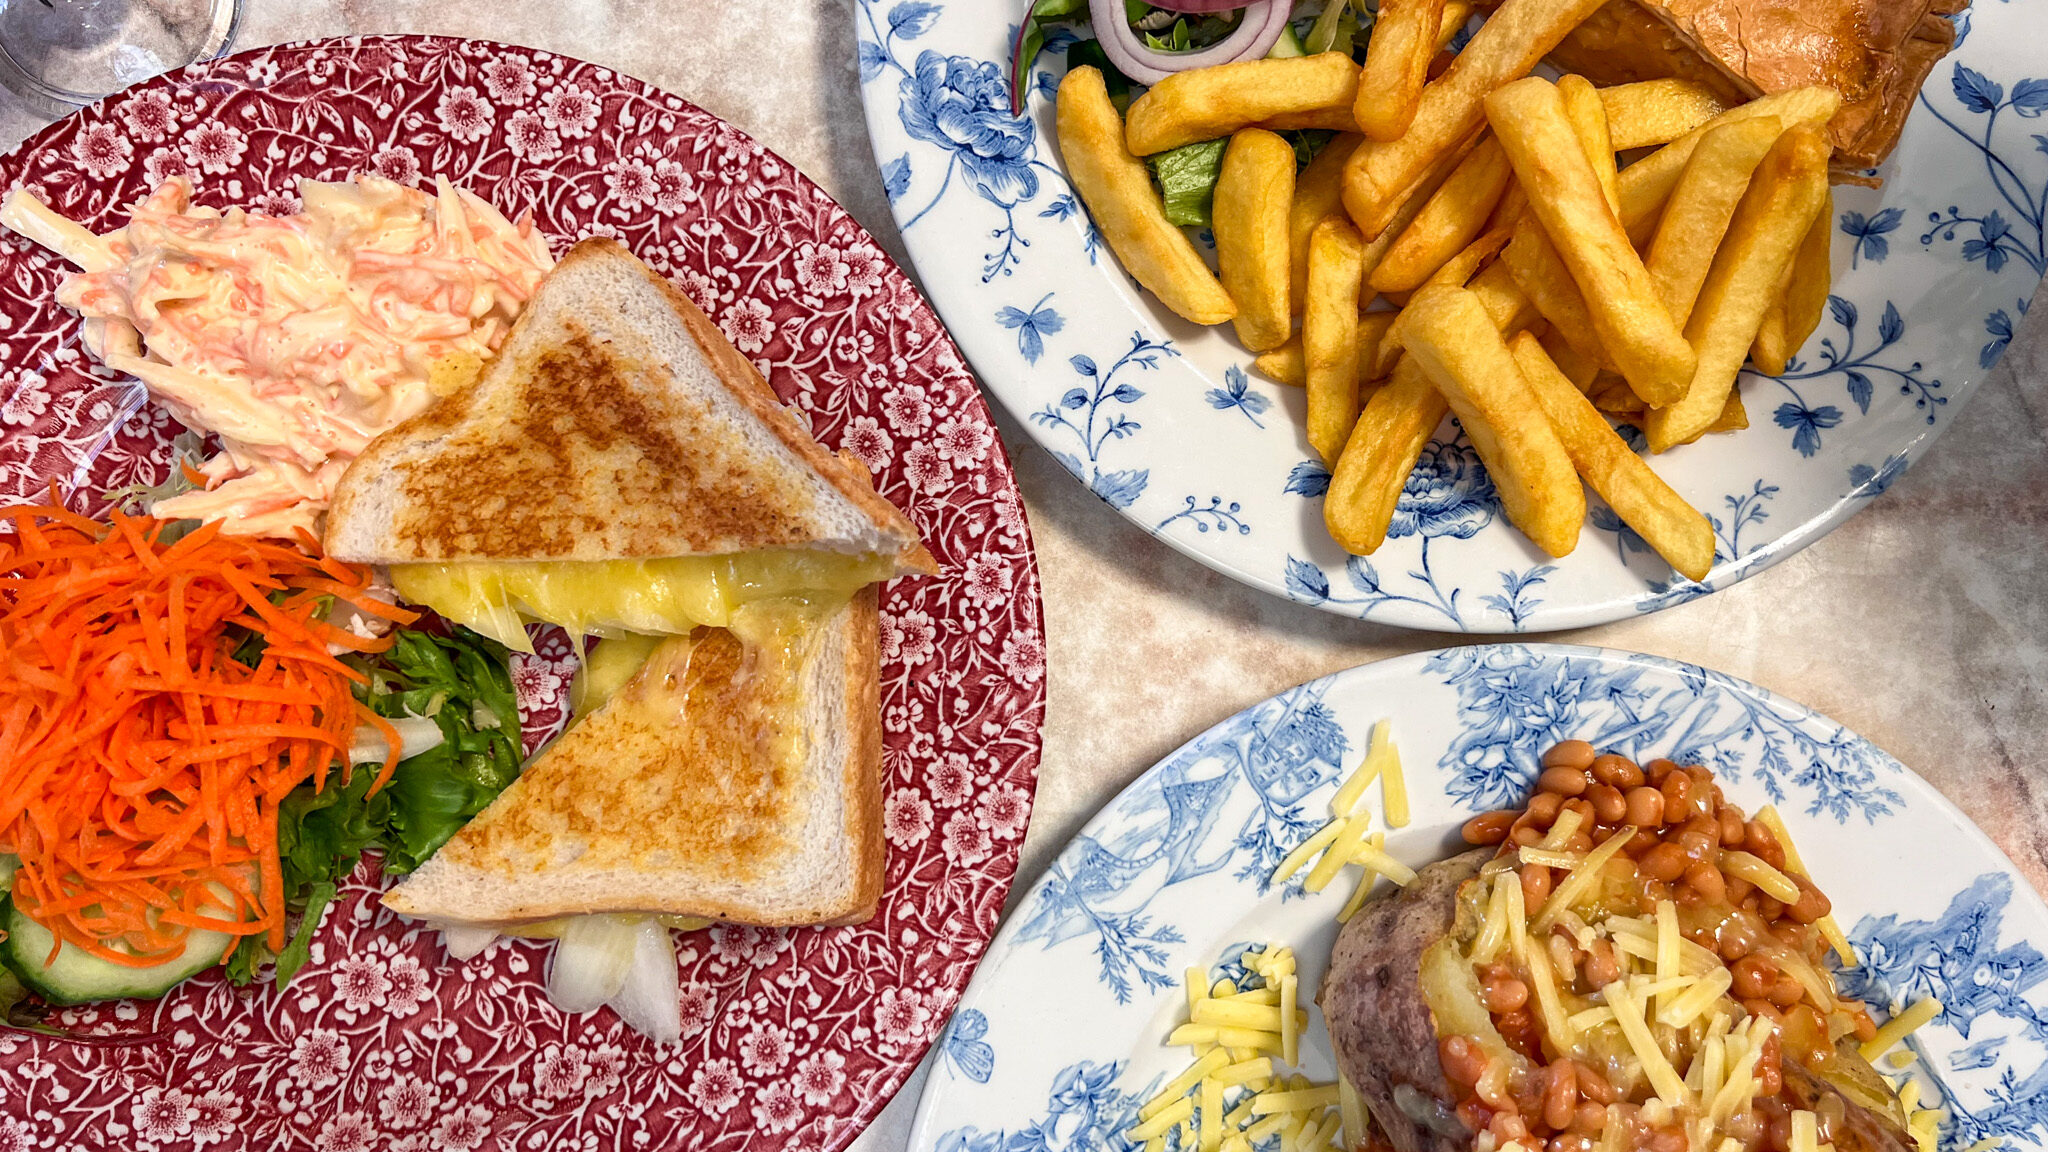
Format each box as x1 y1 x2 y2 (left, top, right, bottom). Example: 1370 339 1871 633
1342 0 1608 237
1263 3 1476 135
1467 259 1541 336
1398 286 1584 556
1043 0 1847 577
1617 86 1842 234
1644 118 1785 326
1421 226 1512 293
1056 67 1236 325
1372 232 1526 374
1306 217 1372 465
1289 135 1362 311
1253 314 1397 389
1215 129 1298 351
1646 125 1830 452
1325 357 1449 554
1599 79 1731 150
1356 0 1450 142
1487 77 1695 406
1126 53 1360 155
1541 328 1601 392
1511 333 1714 580
1557 75 1620 214
1502 218 1605 367
1752 187 1833 374
1369 136 1514 293
1709 390 1749 432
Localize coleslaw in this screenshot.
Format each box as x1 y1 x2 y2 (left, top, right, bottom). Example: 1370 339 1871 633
0 175 554 538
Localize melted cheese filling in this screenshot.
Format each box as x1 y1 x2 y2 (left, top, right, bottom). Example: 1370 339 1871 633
388 549 898 651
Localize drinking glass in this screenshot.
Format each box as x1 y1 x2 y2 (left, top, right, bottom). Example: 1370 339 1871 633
0 0 241 110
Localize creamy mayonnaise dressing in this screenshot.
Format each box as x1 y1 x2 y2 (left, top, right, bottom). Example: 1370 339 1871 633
0 176 553 538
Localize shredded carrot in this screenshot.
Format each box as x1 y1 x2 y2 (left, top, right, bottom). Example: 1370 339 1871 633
0 497 399 967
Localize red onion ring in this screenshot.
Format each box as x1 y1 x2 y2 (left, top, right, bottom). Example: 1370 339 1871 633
1145 0 1261 11
1085 0 1291 85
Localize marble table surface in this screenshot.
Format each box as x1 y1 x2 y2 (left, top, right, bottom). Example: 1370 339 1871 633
4 2 2045 1149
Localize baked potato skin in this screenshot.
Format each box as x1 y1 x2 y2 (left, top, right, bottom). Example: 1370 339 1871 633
1321 848 1491 1152
1784 1047 1917 1152
1321 848 1915 1152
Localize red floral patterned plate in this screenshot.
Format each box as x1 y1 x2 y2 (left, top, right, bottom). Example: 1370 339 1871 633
0 35 1043 1152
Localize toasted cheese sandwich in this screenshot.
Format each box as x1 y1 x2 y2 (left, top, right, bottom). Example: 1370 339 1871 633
324 236 934 650
324 238 932 929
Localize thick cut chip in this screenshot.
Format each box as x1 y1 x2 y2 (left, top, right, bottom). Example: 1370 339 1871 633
1341 0 1608 237
1215 129 1299 352
1324 357 1450 554
1598 79 1730 150
1289 135 1364 311
1356 0 1450 141
1646 126 1830 452
1126 53 1361 155
1306 217 1372 466
1645 118 1785 327
1397 285 1585 557
1057 67 1236 325
1370 136 1514 294
1511 333 1713 580
1486 77 1695 406
1751 187 1833 375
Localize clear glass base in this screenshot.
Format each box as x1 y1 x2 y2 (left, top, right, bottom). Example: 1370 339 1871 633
0 0 241 108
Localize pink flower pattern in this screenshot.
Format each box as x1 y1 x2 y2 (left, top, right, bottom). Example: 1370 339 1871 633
0 36 1041 1152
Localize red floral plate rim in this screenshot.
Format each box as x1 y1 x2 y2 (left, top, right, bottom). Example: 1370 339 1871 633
0 34 1044 1152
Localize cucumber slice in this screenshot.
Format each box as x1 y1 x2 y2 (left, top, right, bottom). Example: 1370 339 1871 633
1267 25 1308 58
1 897 229 1006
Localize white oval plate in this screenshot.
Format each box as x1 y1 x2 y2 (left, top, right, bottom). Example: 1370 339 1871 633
855 1 2042 631
908 644 2048 1152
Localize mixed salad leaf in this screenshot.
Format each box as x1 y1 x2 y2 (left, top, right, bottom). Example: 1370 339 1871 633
226 625 523 988
1012 1 1363 228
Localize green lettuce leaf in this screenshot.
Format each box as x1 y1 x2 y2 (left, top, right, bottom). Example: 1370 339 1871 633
229 625 523 988
1149 138 1230 228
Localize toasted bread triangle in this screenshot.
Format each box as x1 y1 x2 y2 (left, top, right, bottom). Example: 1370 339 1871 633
380 588 886 926
324 238 933 571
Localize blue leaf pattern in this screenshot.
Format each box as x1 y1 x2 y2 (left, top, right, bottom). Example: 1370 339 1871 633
995 292 1063 364
858 40 889 83
1841 207 1903 267
1848 452 1910 498
1282 460 1330 497
1774 402 1842 457
887 0 941 38
1955 64 2004 113
1983 308 2015 368
1284 556 1330 601
881 153 911 202
1203 365 1271 428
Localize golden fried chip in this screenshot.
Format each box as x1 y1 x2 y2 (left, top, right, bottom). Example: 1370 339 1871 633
1057 68 1235 325
1645 126 1830 452
1512 333 1713 581
1215 129 1298 351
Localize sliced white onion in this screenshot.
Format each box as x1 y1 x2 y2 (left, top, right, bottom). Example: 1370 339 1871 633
1087 0 1291 86
604 920 682 1044
439 924 500 961
349 715 445 764
546 915 639 1013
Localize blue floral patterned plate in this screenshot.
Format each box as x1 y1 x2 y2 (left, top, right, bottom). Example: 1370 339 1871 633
854 1 2040 631
907 644 2048 1151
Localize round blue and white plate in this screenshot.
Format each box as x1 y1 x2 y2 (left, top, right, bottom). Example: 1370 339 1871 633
855 1 2041 631
908 645 2048 1152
